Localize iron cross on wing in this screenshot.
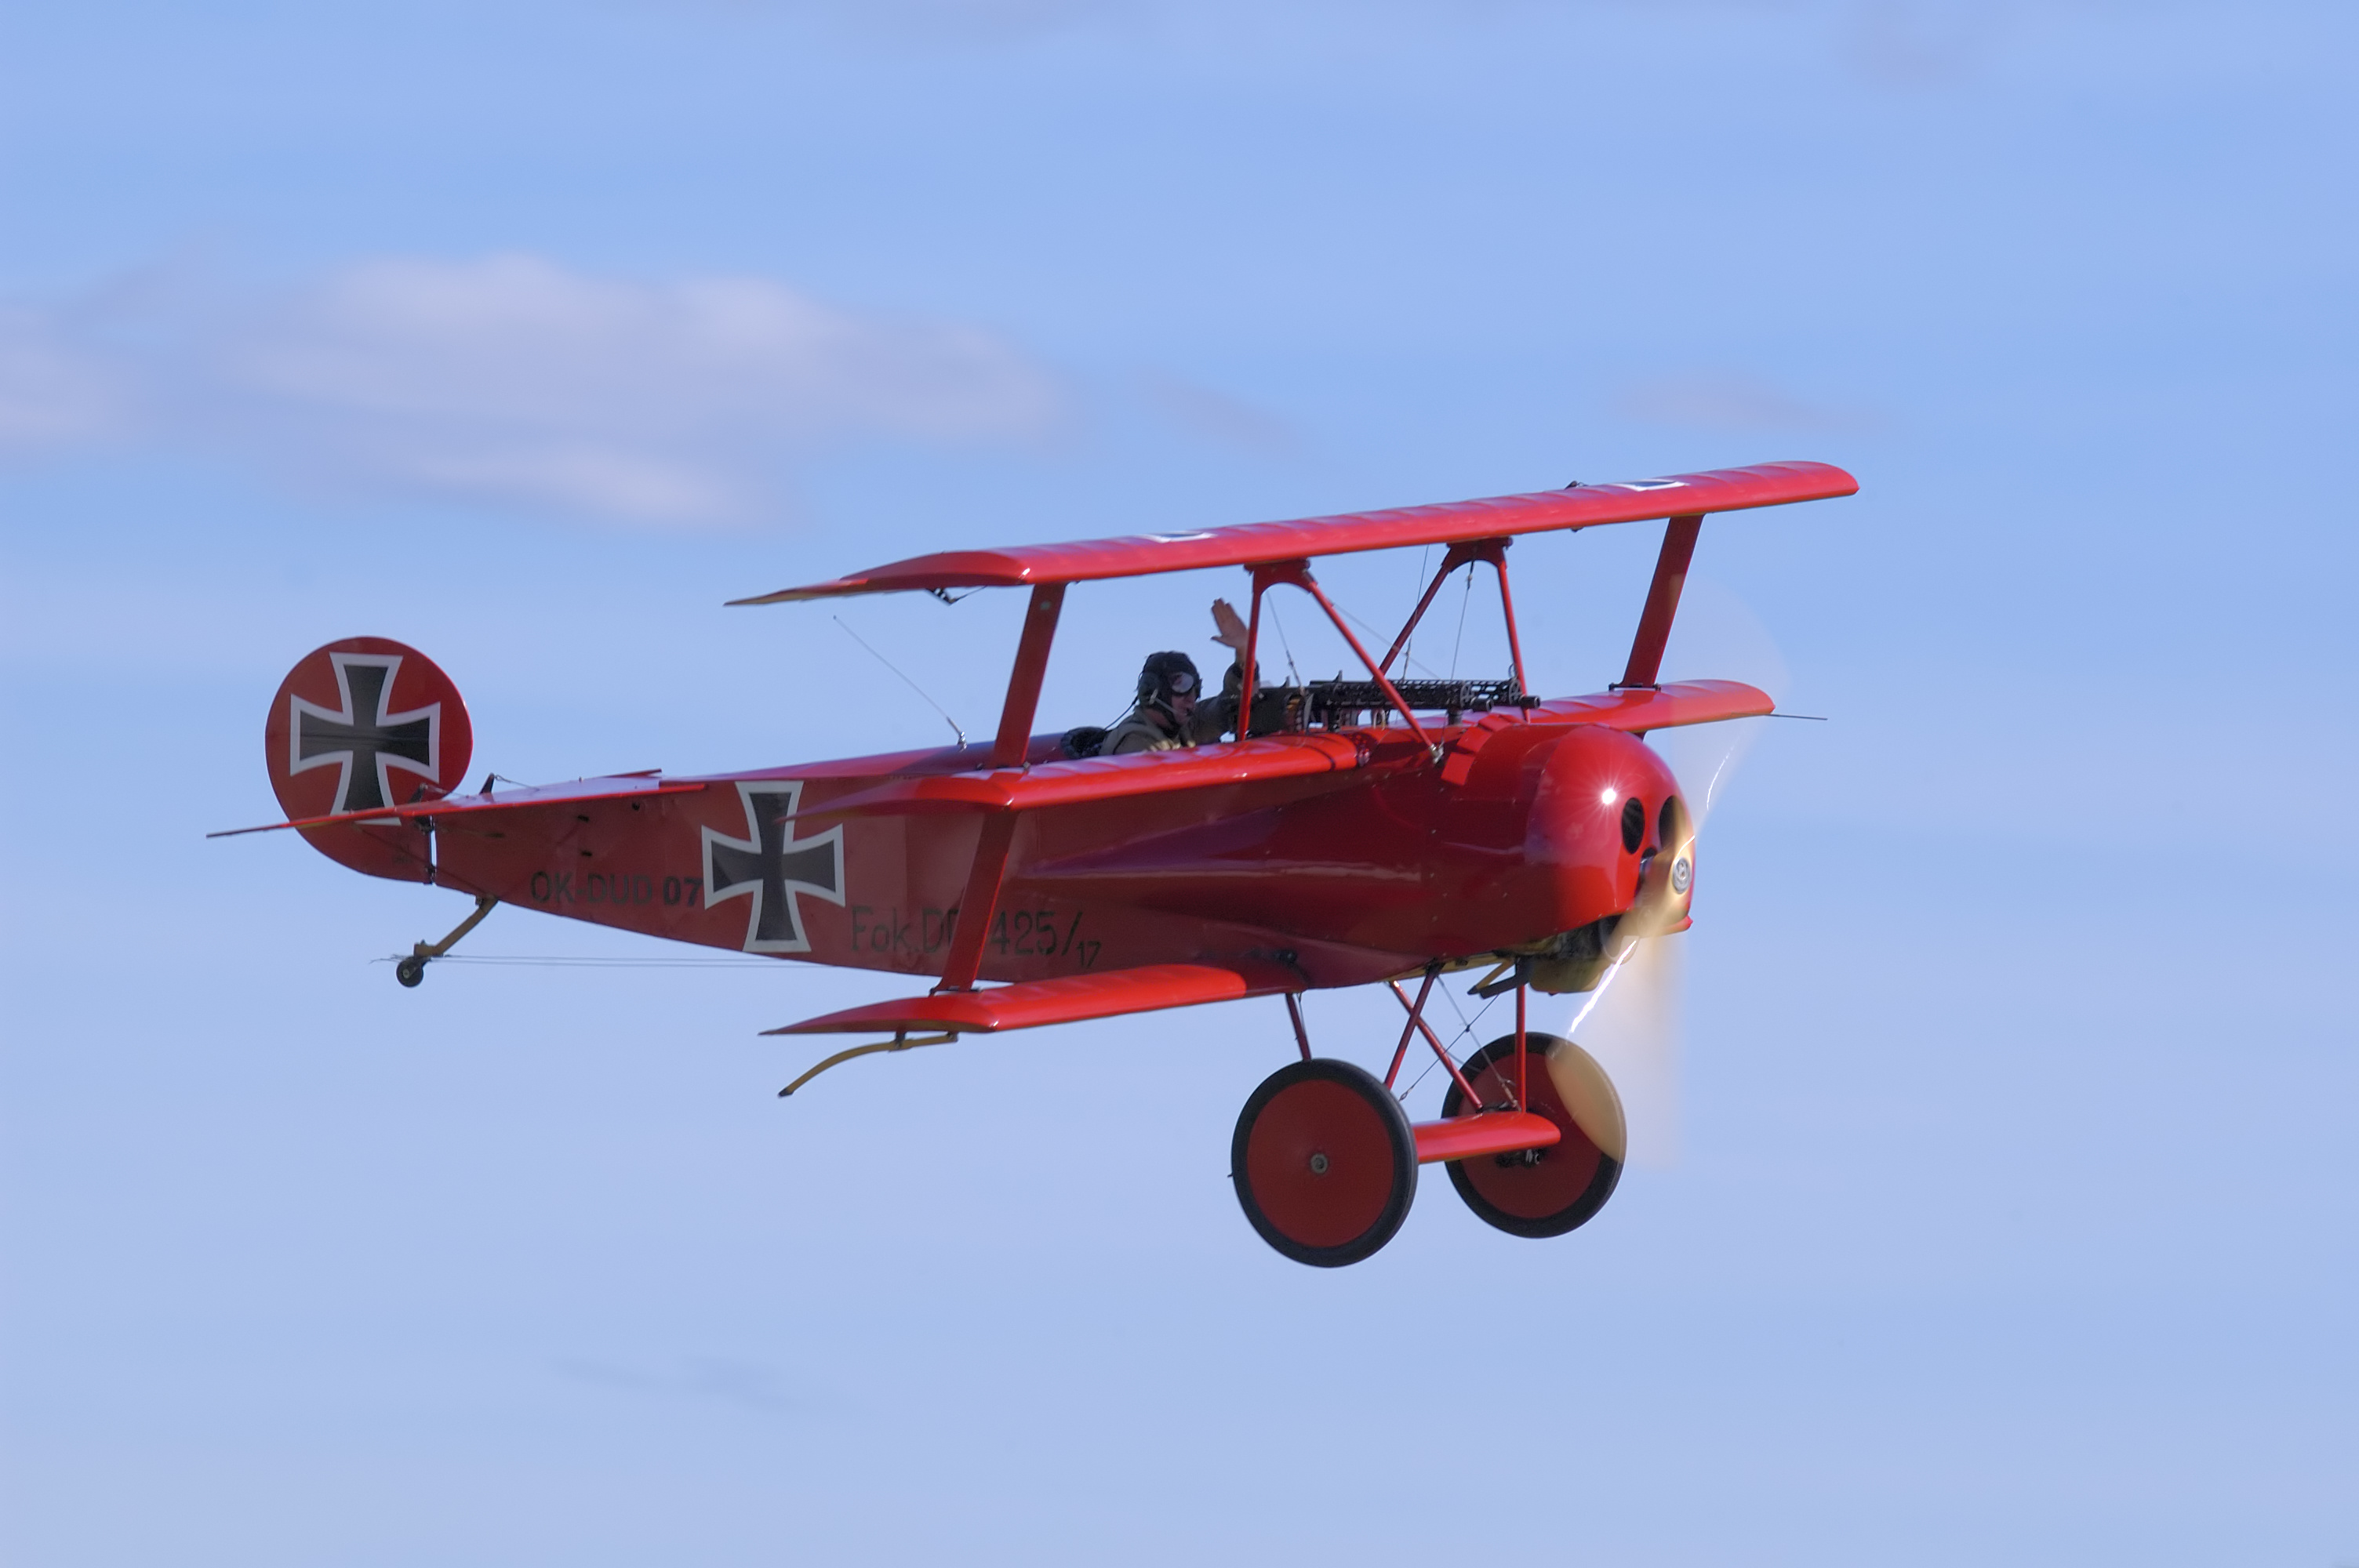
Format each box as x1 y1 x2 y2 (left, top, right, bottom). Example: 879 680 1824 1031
702 782 846 953
289 653 442 814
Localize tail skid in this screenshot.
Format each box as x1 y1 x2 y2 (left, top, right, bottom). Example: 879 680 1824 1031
393 894 497 988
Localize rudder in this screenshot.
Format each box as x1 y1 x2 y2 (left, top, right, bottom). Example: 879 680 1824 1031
264 637 474 882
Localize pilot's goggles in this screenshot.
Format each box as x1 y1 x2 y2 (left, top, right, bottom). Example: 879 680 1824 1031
1166 672 1198 695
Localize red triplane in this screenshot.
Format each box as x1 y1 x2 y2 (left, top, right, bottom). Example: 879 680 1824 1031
220 460 1856 1266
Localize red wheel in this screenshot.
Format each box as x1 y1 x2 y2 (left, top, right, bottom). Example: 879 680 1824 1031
1231 1058 1416 1268
1441 1033 1623 1239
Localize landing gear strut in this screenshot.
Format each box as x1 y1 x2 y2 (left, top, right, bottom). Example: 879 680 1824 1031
394 894 497 988
1230 975 1616 1264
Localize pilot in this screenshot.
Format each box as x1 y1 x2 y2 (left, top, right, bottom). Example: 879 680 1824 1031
1100 651 1205 755
1095 601 1263 757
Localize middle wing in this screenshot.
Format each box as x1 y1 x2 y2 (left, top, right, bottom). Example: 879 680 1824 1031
791 681 1772 823
796 731 1367 819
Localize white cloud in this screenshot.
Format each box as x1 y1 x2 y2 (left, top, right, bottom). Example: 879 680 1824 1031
0 255 1061 524
387 443 743 524
1133 371 1297 454
1612 371 1864 434
0 308 125 451
231 255 1060 522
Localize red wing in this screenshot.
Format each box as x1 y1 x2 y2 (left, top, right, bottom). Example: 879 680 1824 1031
783 684 1770 823
208 772 706 838
765 960 1299 1036
1440 682 1773 785
1528 680 1776 731
730 460 1857 604
796 732 1367 819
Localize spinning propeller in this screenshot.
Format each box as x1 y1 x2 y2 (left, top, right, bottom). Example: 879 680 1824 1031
1554 715 1764 1168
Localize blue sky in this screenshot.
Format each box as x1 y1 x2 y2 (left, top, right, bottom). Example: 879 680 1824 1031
2 3 2354 1564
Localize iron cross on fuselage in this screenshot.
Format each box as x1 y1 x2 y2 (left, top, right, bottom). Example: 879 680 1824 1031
289 654 439 814
702 782 845 954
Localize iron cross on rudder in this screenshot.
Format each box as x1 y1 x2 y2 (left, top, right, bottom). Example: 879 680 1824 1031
701 782 845 953
289 653 441 814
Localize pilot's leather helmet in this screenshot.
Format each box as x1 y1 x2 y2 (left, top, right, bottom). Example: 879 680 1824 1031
1137 651 1202 710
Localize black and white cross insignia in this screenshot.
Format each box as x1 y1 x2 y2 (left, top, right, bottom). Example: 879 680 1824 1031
702 781 845 953
289 653 441 815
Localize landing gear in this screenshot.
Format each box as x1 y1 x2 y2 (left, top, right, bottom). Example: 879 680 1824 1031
1441 1032 1624 1238
1231 1058 1416 1268
393 894 496 989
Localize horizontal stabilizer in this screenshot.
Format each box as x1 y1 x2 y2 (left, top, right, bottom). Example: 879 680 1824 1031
798 732 1367 820
732 461 1857 604
209 772 705 838
766 961 1297 1036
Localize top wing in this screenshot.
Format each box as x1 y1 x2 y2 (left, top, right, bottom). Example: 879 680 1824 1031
729 460 1857 604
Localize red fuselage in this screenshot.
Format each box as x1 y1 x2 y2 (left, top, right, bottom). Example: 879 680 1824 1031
412 715 1687 992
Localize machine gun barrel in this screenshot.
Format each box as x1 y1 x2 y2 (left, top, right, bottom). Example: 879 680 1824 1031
1303 677 1534 728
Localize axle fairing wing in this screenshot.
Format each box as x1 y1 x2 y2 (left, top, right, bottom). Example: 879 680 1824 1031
730 460 1856 603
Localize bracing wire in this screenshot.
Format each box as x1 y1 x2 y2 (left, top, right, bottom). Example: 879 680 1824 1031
1401 543 1432 676
1265 583 1444 684
1397 988 1497 1102
1266 597 1303 686
833 615 968 750
1332 599 1440 678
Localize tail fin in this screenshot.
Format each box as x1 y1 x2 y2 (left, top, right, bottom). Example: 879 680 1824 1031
263 637 474 882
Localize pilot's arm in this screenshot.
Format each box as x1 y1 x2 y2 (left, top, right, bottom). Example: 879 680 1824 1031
1187 659 1252 743
1193 598 1258 742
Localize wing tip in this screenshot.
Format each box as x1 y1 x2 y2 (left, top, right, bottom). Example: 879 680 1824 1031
726 578 880 607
